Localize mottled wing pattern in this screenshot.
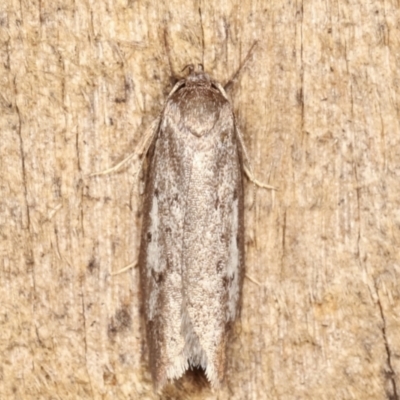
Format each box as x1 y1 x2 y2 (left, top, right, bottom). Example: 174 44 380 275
139 75 244 389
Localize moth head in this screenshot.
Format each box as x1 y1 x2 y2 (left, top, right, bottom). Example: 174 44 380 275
182 63 211 86
167 63 228 100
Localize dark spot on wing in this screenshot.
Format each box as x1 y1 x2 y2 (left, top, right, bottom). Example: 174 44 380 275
222 273 234 289
220 129 229 142
216 260 223 273
151 270 164 284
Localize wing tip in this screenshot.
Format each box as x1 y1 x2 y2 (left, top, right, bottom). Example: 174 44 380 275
152 359 224 393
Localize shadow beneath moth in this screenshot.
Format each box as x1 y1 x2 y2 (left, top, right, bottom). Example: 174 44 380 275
138 63 269 390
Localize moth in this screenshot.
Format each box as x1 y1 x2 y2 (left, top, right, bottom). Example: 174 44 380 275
138 63 259 390
87 41 274 388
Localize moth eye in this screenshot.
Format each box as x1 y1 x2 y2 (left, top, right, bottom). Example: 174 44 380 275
182 64 195 75
154 188 159 198
147 232 152 242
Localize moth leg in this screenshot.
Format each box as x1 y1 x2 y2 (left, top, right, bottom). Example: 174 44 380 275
236 126 277 190
244 165 277 190
89 152 136 177
245 273 262 286
110 262 137 276
89 118 160 177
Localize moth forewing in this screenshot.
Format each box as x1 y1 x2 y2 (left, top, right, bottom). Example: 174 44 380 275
139 66 245 390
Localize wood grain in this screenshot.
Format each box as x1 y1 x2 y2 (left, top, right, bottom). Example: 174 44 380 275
1 1 399 399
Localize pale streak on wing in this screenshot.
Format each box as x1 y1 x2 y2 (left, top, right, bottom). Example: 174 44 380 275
181 102 243 386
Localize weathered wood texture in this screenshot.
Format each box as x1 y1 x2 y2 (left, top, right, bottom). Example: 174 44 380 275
1 1 399 399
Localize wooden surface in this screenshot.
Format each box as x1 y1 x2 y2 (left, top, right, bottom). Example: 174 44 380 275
1 1 399 399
